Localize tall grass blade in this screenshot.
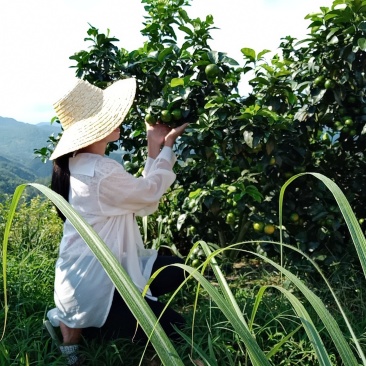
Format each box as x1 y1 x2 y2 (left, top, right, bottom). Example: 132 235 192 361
267 285 332 366
265 323 302 360
197 241 248 327
279 172 366 364
279 172 366 278
1 184 183 366
175 328 219 366
1 184 27 340
173 263 271 366
250 251 361 366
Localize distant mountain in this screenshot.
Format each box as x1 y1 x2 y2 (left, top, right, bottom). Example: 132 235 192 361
0 116 60 166
0 116 61 195
0 116 124 196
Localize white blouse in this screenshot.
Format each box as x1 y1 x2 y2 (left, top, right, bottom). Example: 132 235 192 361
47 146 176 328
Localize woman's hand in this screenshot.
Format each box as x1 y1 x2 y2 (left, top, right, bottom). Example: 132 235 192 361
145 122 171 158
164 122 189 147
145 122 189 157
145 122 171 147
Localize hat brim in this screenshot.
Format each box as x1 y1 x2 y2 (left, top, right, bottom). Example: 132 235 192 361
50 78 136 160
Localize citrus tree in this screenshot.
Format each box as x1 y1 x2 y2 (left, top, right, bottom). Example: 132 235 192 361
39 0 366 267
242 0 366 264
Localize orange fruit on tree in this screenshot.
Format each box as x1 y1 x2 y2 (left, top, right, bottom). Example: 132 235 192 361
264 224 275 235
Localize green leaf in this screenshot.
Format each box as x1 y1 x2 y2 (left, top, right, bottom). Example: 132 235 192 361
157 47 173 63
177 214 186 230
178 25 193 37
257 49 272 59
250 77 270 85
207 51 219 64
357 37 366 51
241 48 256 61
221 55 239 65
243 130 253 147
188 188 202 199
359 21 366 32
170 78 185 87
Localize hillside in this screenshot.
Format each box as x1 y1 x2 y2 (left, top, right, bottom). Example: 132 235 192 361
0 116 60 195
0 116 124 196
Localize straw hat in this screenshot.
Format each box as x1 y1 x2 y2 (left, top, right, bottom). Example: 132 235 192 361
50 78 136 160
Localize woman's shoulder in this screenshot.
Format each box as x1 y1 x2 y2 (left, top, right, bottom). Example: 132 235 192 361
95 155 124 175
70 153 123 177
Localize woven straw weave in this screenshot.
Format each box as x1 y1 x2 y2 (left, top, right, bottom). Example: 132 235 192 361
50 78 136 160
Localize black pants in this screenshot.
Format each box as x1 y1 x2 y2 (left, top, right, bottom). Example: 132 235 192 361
82 256 186 342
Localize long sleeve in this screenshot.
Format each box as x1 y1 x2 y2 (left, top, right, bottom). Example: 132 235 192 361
98 147 176 216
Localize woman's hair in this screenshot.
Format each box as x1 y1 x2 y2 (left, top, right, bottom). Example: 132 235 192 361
51 153 72 222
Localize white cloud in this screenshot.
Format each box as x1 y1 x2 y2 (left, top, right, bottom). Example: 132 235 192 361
0 0 331 123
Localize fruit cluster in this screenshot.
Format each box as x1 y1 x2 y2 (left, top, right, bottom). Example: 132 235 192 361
144 63 222 127
252 221 276 235
189 246 205 268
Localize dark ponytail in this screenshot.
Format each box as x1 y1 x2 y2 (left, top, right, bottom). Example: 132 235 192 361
51 153 72 222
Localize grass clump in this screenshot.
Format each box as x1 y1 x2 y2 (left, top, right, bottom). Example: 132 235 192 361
1 173 366 365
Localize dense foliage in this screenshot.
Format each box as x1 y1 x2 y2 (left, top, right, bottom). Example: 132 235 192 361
39 0 366 268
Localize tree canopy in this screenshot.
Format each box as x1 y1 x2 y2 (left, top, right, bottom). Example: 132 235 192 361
39 0 366 267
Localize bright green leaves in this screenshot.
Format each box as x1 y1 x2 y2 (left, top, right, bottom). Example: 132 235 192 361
241 47 256 62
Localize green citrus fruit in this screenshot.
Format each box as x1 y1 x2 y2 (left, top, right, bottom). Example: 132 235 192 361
349 129 357 136
334 121 343 131
253 222 264 232
189 253 197 261
145 113 156 125
205 64 220 79
313 76 325 87
171 108 182 121
161 110 172 123
347 95 357 104
324 79 336 89
290 213 300 222
191 259 200 268
264 224 275 235
226 212 236 225
188 225 196 235
344 118 353 126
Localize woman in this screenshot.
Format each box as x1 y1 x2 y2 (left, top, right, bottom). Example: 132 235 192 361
47 78 188 365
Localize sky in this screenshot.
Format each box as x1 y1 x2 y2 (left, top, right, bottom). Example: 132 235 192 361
0 0 333 124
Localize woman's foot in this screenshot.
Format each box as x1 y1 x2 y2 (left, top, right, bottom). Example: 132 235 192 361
59 344 82 365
